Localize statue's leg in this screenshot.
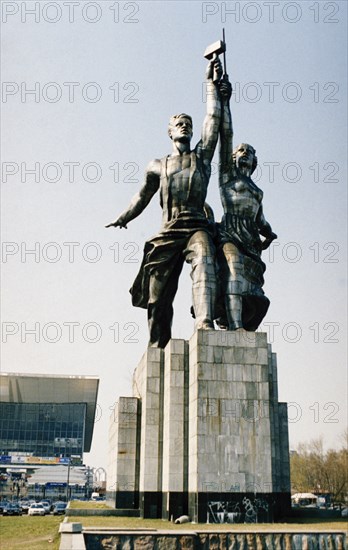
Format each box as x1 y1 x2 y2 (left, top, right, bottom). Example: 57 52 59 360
147 259 183 348
222 242 244 330
185 231 216 330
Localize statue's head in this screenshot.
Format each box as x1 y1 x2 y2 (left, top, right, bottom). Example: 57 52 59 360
168 114 193 142
233 143 257 174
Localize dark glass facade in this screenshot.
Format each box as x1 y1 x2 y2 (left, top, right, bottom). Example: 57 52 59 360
0 402 86 457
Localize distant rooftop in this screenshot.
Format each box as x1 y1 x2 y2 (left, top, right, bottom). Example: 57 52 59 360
0 373 99 452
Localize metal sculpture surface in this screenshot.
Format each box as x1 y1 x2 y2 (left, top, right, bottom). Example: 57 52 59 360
106 37 276 343
106 57 223 348
216 76 277 331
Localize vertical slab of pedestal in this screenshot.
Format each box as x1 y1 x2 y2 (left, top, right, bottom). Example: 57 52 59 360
161 339 189 520
188 330 275 523
113 397 140 509
268 346 281 491
132 347 164 518
278 402 291 498
268 347 291 518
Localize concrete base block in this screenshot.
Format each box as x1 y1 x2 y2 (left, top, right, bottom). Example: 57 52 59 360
59 522 82 533
107 330 291 522
59 533 85 550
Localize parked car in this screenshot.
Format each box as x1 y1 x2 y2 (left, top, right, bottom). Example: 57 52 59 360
2 503 22 516
0 500 10 514
19 500 30 514
28 503 45 516
39 501 51 514
52 502 67 515
341 507 348 518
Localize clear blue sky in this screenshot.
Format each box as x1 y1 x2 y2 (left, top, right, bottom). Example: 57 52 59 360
1 1 347 472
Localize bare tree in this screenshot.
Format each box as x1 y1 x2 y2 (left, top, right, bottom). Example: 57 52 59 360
290 434 347 503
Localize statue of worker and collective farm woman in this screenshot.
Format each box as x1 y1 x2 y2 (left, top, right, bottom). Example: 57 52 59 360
106 37 277 349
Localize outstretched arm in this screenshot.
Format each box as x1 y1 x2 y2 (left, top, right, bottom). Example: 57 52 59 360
200 58 222 164
105 160 160 228
256 205 277 250
219 77 233 175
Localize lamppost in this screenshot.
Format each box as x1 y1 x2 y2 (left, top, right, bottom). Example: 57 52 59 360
65 439 71 502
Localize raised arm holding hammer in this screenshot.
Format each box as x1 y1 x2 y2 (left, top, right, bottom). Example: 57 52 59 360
106 51 223 348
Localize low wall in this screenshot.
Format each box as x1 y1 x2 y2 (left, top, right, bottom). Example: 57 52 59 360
66 508 139 517
291 507 341 519
82 530 346 549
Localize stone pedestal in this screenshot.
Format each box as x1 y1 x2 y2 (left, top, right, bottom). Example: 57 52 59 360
107 397 140 509
107 330 291 522
161 339 189 520
132 347 164 518
187 330 290 522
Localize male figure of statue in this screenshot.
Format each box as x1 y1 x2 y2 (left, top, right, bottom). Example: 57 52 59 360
216 77 277 331
106 57 222 348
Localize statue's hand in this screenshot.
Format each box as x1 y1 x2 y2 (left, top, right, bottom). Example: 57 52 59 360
213 57 223 81
261 232 277 250
206 57 222 81
105 216 128 229
219 78 232 100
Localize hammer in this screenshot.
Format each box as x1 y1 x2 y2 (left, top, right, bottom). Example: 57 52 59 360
204 39 226 82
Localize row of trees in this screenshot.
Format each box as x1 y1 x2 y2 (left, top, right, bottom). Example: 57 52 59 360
290 433 347 503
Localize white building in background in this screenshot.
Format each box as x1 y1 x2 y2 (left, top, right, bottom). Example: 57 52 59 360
0 372 99 501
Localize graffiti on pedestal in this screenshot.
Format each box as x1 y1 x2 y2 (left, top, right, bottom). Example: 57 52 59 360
208 497 269 523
